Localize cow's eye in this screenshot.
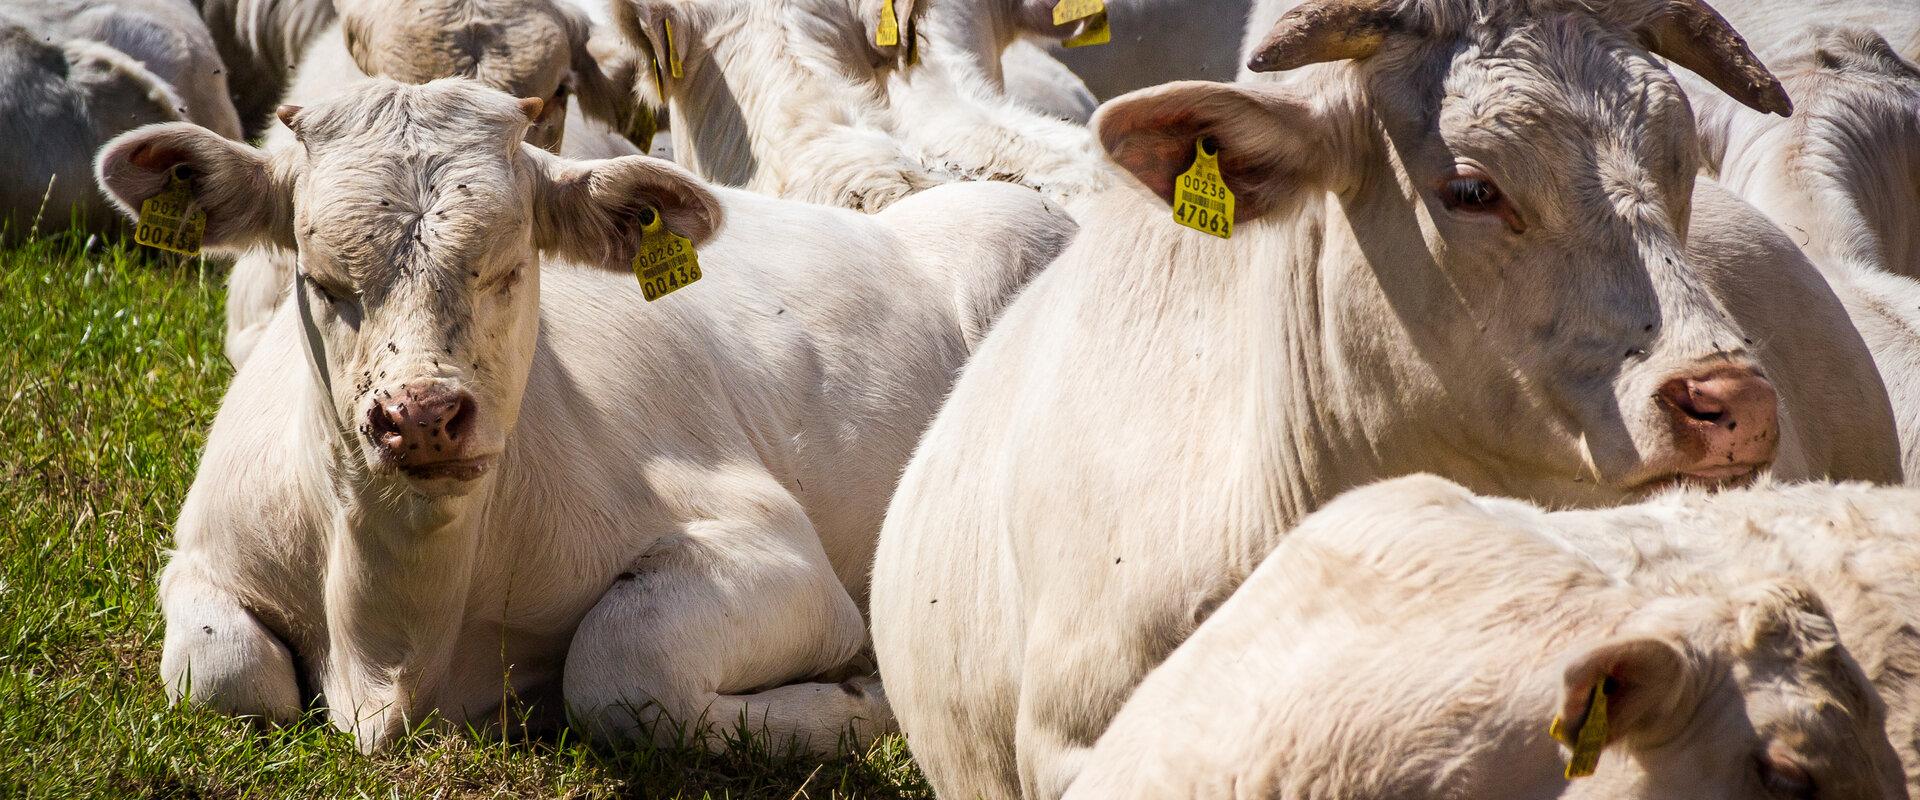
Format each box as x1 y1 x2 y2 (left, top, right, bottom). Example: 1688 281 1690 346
1436 166 1524 233
303 273 346 304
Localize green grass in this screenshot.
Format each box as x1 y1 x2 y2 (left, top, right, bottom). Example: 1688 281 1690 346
0 231 932 799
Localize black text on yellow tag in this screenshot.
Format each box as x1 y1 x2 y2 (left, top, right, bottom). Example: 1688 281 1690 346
1172 138 1234 239
632 206 701 302
134 166 207 256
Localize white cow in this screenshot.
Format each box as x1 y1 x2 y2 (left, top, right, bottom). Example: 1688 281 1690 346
1064 475 1909 800
95 77 1073 753
0 0 241 237
1696 0 1920 64
871 0 1903 797
192 0 336 136
1688 29 1920 479
221 0 655 368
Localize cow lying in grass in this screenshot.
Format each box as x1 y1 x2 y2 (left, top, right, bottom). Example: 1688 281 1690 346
1065 475 1908 800
94 77 1073 753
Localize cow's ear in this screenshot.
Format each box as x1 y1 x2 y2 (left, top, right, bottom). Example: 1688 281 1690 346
530 148 722 271
609 0 698 108
1558 636 1698 755
1095 81 1340 222
94 122 294 251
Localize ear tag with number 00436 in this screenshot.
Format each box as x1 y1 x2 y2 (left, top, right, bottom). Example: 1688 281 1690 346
135 165 207 256
1173 138 1233 239
1548 679 1610 779
632 206 701 302
1053 0 1103 25
876 0 900 46
1063 11 1109 47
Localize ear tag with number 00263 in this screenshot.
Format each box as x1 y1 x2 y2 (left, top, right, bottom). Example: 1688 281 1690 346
1053 0 1103 25
876 0 900 46
1173 139 1233 239
632 206 701 302
1547 679 1610 779
135 165 207 256
1063 11 1109 47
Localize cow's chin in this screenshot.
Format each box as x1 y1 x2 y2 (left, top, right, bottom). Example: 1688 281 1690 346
1625 461 1768 497
369 456 497 498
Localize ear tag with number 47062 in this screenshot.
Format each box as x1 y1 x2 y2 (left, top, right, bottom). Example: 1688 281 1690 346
1548 679 1610 779
632 206 701 302
1173 138 1234 239
135 165 207 256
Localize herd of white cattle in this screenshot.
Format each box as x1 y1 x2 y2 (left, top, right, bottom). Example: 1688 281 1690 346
15 0 1920 794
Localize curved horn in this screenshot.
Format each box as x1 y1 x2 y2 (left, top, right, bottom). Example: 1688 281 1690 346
1641 0 1792 116
1246 0 1395 73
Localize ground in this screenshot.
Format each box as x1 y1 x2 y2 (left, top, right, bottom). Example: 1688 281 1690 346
0 231 932 799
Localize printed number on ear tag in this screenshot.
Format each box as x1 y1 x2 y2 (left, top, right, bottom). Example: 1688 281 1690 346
134 166 207 256
1053 0 1104 25
632 206 701 302
1173 138 1234 239
1548 680 1610 779
876 0 900 47
1062 11 1109 48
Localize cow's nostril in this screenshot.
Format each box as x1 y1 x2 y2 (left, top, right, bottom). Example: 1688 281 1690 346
1658 377 1728 424
368 403 403 445
442 393 476 444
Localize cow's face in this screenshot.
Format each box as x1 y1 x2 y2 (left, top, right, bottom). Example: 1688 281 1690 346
1099 0 1795 502
337 0 645 152
96 79 720 496
1558 584 1904 800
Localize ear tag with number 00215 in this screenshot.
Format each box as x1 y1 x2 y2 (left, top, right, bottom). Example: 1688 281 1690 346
632 206 701 302
1063 11 1109 47
1548 679 1610 779
135 165 207 256
1053 0 1103 25
1173 139 1233 239
876 0 900 46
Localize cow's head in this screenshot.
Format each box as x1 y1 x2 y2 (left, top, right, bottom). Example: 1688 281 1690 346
97 78 720 495
1555 581 1904 799
335 0 650 151
1098 0 1792 501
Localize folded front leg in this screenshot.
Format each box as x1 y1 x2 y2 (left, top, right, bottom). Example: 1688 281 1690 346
563 496 891 755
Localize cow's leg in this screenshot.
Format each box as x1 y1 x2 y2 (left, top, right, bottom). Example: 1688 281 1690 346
563 501 889 755
158 559 301 722
223 247 294 368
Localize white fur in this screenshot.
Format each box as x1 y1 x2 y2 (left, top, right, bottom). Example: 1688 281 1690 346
872 4 1902 795
95 78 1074 753
1064 475 1908 799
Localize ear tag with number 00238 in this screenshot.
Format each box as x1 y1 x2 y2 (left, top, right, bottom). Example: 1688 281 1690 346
1173 139 1233 239
1053 0 1103 25
135 165 207 256
632 207 701 302
1547 680 1609 779
876 0 900 46
1062 11 1109 47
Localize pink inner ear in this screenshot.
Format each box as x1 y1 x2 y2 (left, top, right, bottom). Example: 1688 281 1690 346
127 141 190 172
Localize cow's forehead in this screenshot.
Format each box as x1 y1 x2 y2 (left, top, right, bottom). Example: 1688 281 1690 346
292 79 531 155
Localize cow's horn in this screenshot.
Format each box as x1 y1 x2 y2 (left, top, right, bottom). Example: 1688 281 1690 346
1640 0 1792 116
1246 0 1395 73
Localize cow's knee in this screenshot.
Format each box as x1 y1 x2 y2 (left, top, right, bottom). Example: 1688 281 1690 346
159 570 300 722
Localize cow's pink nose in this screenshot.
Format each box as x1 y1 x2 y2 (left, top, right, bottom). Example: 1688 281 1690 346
1655 365 1778 478
367 382 477 467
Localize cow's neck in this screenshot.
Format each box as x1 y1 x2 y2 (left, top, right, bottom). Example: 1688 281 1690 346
294 285 496 742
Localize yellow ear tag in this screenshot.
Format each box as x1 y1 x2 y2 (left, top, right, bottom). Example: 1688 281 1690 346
1549 680 1610 780
663 18 683 79
1062 11 1110 47
876 0 900 47
134 165 207 256
1173 138 1233 239
632 206 701 302
1052 0 1104 25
